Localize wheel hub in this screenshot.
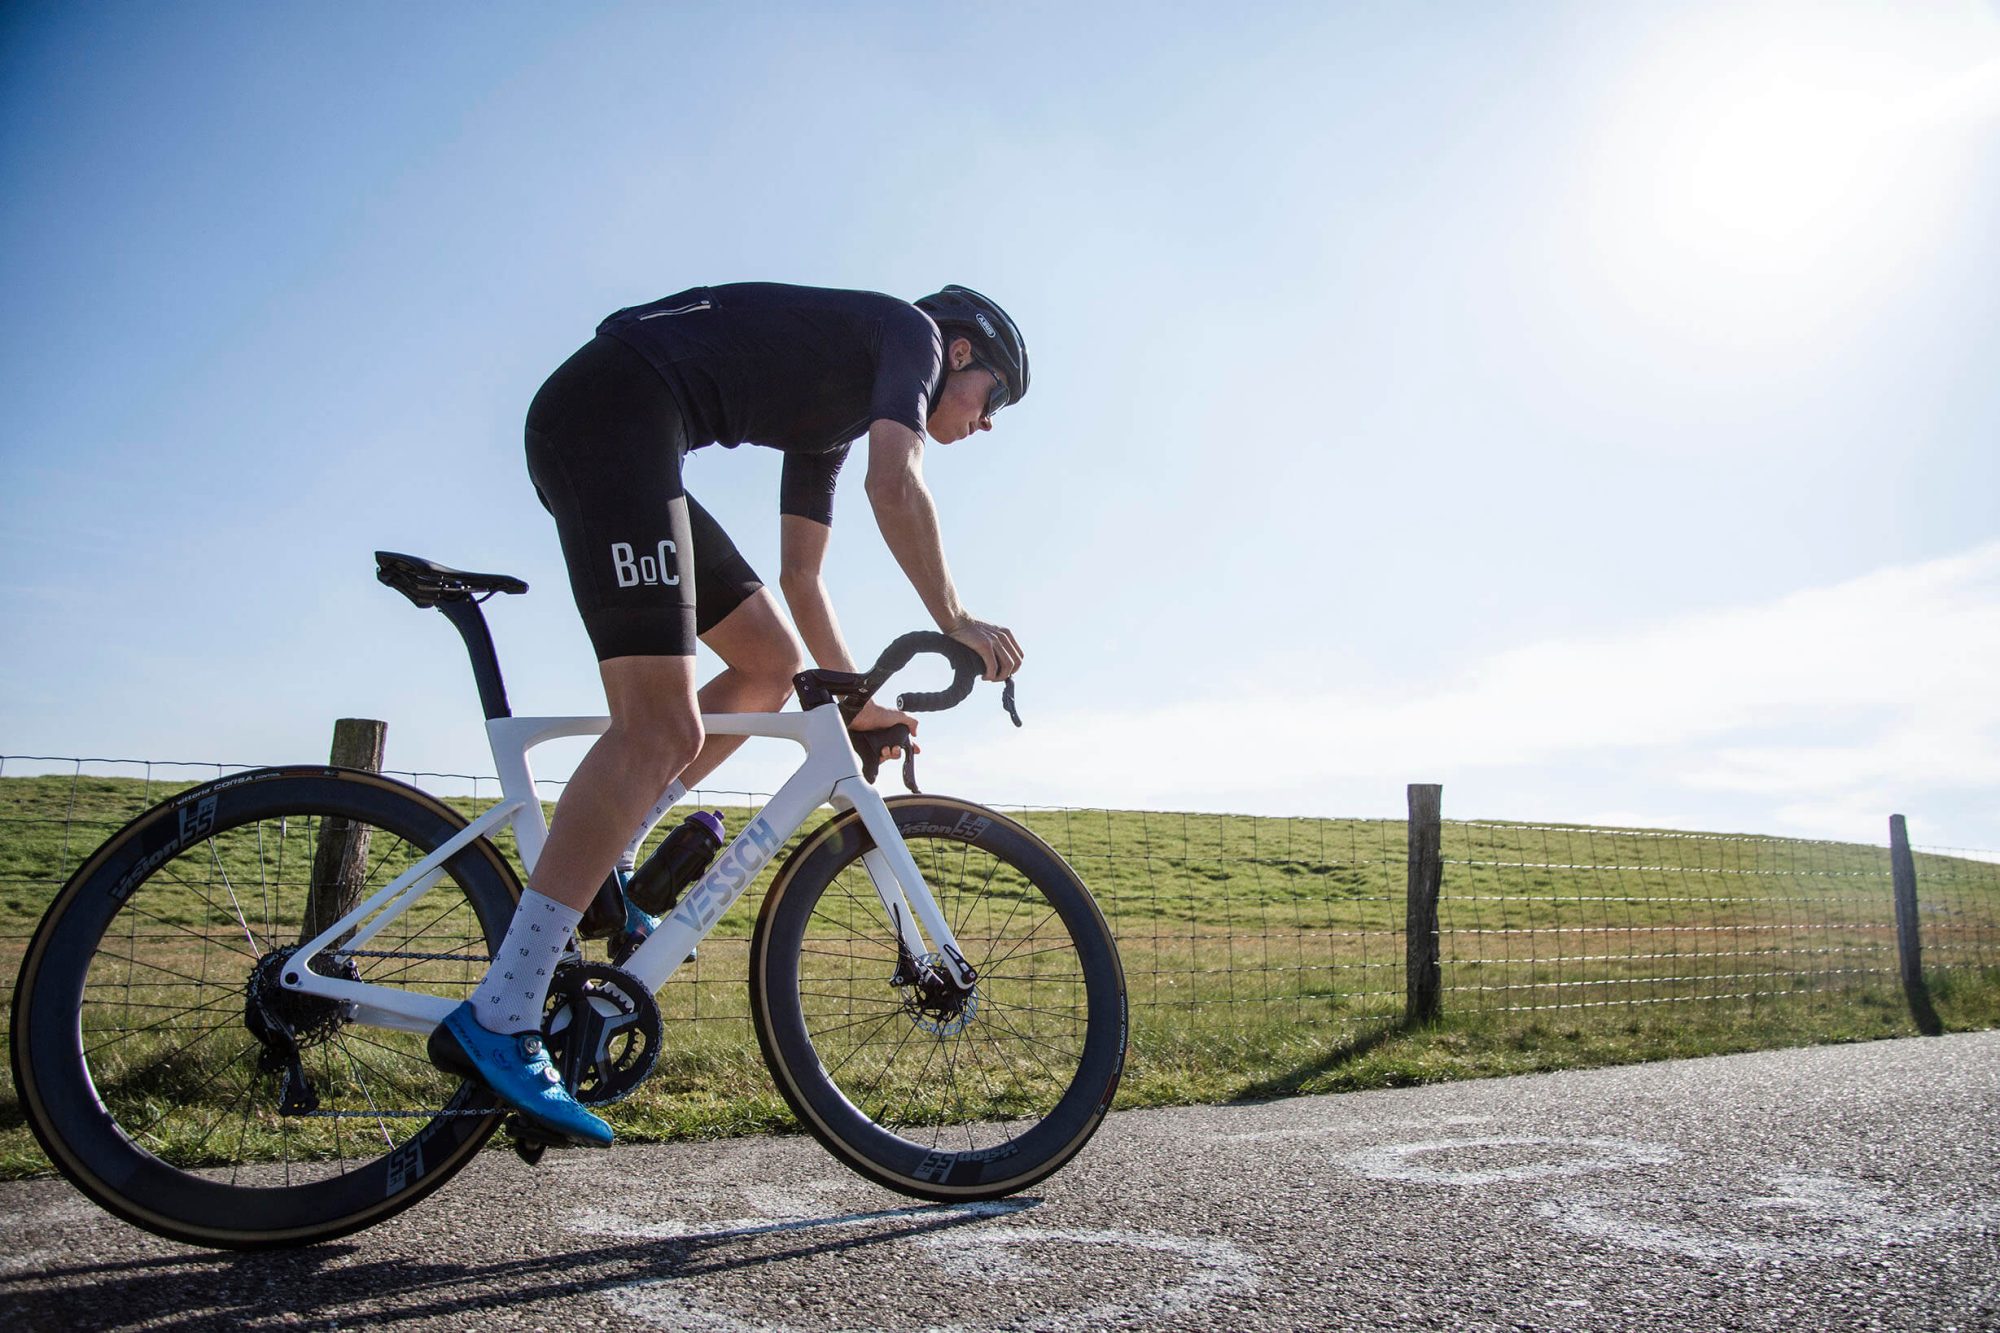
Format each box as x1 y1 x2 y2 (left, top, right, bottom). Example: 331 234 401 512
894 952 979 1036
245 948 356 1050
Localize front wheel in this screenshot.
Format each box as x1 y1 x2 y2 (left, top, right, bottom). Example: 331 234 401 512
751 797 1126 1200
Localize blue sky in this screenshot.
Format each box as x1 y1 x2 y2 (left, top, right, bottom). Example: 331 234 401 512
4 1 1997 847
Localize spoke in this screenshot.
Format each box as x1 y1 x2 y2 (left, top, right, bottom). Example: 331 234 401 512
338 1039 398 1148
979 907 1066 974
849 1009 925 1117
117 1038 261 1149
86 948 240 993
936 1019 973 1138
797 942 898 962
330 1033 445 1109
85 1011 243 1064
975 996 1091 1024
116 902 261 964
149 858 262 944
207 837 263 954
886 1026 949 1131
973 941 1089 967
794 989 906 1006
819 1010 913 1080
807 884 896 951
83 1000 242 1057
171 1055 266 1167
971 1004 1080 1077
805 1007 918 1042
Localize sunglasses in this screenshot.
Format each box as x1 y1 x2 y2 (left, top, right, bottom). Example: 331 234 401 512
967 357 1011 418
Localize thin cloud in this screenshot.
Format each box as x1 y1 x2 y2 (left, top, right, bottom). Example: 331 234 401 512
949 542 2000 838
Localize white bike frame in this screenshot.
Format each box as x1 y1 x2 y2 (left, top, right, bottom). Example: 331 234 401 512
280 697 974 1034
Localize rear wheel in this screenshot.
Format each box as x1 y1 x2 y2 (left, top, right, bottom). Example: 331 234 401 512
11 767 518 1249
751 797 1126 1200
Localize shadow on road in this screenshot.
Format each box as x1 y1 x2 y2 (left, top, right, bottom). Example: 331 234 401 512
1228 1020 1404 1103
0 1197 1042 1330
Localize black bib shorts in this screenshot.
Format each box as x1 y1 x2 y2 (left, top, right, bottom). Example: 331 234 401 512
524 334 763 660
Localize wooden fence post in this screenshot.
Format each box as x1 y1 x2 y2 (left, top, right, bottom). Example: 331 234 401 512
1888 813 1943 1037
1406 783 1443 1026
302 719 388 944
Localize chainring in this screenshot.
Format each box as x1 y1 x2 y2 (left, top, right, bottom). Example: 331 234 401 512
541 961 663 1106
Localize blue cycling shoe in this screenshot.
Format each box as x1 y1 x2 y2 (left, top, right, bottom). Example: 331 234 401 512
426 1000 613 1148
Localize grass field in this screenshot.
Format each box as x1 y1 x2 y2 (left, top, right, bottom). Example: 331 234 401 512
1 771 1995 1181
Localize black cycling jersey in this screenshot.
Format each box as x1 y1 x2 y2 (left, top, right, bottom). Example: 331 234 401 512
526 283 943 661
598 282 944 486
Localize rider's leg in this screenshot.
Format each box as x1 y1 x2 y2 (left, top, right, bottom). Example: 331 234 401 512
470 655 701 1028
674 588 806 792
528 655 705 910
433 657 702 1146
452 333 704 1142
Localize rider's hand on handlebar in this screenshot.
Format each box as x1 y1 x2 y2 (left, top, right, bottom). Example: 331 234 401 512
849 700 919 758
949 619 1023 682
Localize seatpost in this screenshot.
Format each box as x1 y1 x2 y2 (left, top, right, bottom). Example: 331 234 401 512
437 598 513 721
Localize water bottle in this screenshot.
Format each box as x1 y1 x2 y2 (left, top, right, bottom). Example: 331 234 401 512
627 811 725 917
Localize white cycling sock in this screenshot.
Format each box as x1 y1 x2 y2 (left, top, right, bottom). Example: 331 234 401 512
471 889 583 1034
616 779 688 873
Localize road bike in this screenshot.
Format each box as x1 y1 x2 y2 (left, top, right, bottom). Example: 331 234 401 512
11 552 1127 1249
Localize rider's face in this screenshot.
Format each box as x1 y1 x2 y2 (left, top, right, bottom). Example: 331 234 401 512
925 338 1002 444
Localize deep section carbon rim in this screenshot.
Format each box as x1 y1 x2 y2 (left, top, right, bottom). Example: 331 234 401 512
11 768 515 1248
753 798 1126 1200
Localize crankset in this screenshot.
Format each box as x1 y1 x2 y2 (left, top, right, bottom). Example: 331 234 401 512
541 961 663 1107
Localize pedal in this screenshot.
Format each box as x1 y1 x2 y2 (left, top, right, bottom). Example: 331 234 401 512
505 1115 567 1166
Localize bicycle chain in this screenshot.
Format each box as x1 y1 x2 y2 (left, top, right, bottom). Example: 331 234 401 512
337 948 494 964
297 1107 495 1119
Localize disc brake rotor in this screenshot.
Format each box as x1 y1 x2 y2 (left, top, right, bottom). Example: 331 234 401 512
893 951 980 1037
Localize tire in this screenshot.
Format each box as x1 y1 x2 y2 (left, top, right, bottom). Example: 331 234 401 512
11 767 520 1249
751 796 1126 1200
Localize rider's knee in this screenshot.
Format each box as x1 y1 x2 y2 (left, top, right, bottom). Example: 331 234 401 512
758 646 807 704
614 713 704 784
736 632 805 707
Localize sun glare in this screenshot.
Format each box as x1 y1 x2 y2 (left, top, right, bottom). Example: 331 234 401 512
1584 4 2000 346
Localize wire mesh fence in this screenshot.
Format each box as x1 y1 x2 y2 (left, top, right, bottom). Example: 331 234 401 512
1910 843 2000 980
2 754 1996 1053
1012 808 1409 1039
1438 821 1909 1013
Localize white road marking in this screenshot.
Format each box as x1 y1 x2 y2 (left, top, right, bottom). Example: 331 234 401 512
1338 1136 1681 1185
566 1197 1259 1332
1537 1172 2000 1260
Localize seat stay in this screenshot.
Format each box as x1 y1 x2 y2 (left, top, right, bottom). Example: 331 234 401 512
280 799 530 1031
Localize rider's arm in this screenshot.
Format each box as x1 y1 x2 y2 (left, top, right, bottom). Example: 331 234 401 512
863 421 966 633
777 515 859 673
780 512 916 749
864 420 1022 680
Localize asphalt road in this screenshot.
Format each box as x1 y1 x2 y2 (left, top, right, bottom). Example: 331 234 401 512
3 1032 1996 1332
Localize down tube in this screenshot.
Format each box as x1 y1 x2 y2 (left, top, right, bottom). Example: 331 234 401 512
617 762 832 991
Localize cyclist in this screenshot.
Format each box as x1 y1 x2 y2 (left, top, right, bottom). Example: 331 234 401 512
427 283 1030 1145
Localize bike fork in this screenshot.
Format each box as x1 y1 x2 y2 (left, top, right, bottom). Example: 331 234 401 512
835 779 978 989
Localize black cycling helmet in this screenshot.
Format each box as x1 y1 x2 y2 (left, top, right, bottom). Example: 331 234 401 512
914 285 1030 407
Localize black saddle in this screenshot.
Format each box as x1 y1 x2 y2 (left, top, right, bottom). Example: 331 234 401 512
375 551 528 608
